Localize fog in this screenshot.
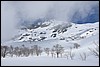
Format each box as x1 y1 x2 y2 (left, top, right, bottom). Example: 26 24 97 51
1 1 99 43
1 1 18 42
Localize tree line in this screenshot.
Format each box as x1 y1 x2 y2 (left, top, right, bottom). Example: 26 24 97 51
1 44 66 58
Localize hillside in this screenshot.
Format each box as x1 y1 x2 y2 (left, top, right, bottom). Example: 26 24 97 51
1 21 99 66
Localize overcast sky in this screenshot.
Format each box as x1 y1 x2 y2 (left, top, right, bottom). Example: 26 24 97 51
1 1 99 43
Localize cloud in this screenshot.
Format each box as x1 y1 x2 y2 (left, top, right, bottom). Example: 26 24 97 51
46 1 99 22
1 1 99 42
11 1 53 20
1 1 18 42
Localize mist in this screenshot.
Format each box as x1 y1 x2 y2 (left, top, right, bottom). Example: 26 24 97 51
46 1 99 22
1 1 18 43
1 1 99 43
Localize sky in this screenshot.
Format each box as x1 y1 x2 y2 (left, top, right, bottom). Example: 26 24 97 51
1 1 99 43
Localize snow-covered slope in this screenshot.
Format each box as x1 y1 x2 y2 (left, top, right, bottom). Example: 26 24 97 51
9 20 99 43
1 21 99 66
2 21 99 54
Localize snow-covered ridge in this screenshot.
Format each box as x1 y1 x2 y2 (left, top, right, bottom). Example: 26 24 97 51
10 20 99 43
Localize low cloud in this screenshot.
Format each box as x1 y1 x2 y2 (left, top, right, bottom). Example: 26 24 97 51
1 1 99 42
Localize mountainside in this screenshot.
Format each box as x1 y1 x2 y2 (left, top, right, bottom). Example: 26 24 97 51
9 20 99 43
2 21 99 66
1 17 99 66
1 1 99 66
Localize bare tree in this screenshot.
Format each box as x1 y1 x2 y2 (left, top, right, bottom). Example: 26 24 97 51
51 48 55 58
9 45 14 57
63 51 69 59
69 48 75 60
14 46 20 57
33 45 42 56
88 42 99 58
60 47 64 58
44 48 50 56
24 47 30 57
1 46 9 58
20 45 26 57
30 46 35 56
52 44 64 58
38 47 43 56
80 52 87 61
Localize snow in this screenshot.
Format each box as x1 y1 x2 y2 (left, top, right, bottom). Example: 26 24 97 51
1 34 99 66
3 21 98 43
1 21 99 66
1 1 99 66
1 55 99 66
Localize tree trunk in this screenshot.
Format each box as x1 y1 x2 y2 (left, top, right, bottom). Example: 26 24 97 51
57 53 59 58
37 53 39 56
51 53 53 58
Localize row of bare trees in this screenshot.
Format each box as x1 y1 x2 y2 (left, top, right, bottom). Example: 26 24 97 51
1 45 43 58
1 44 64 58
1 42 98 60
